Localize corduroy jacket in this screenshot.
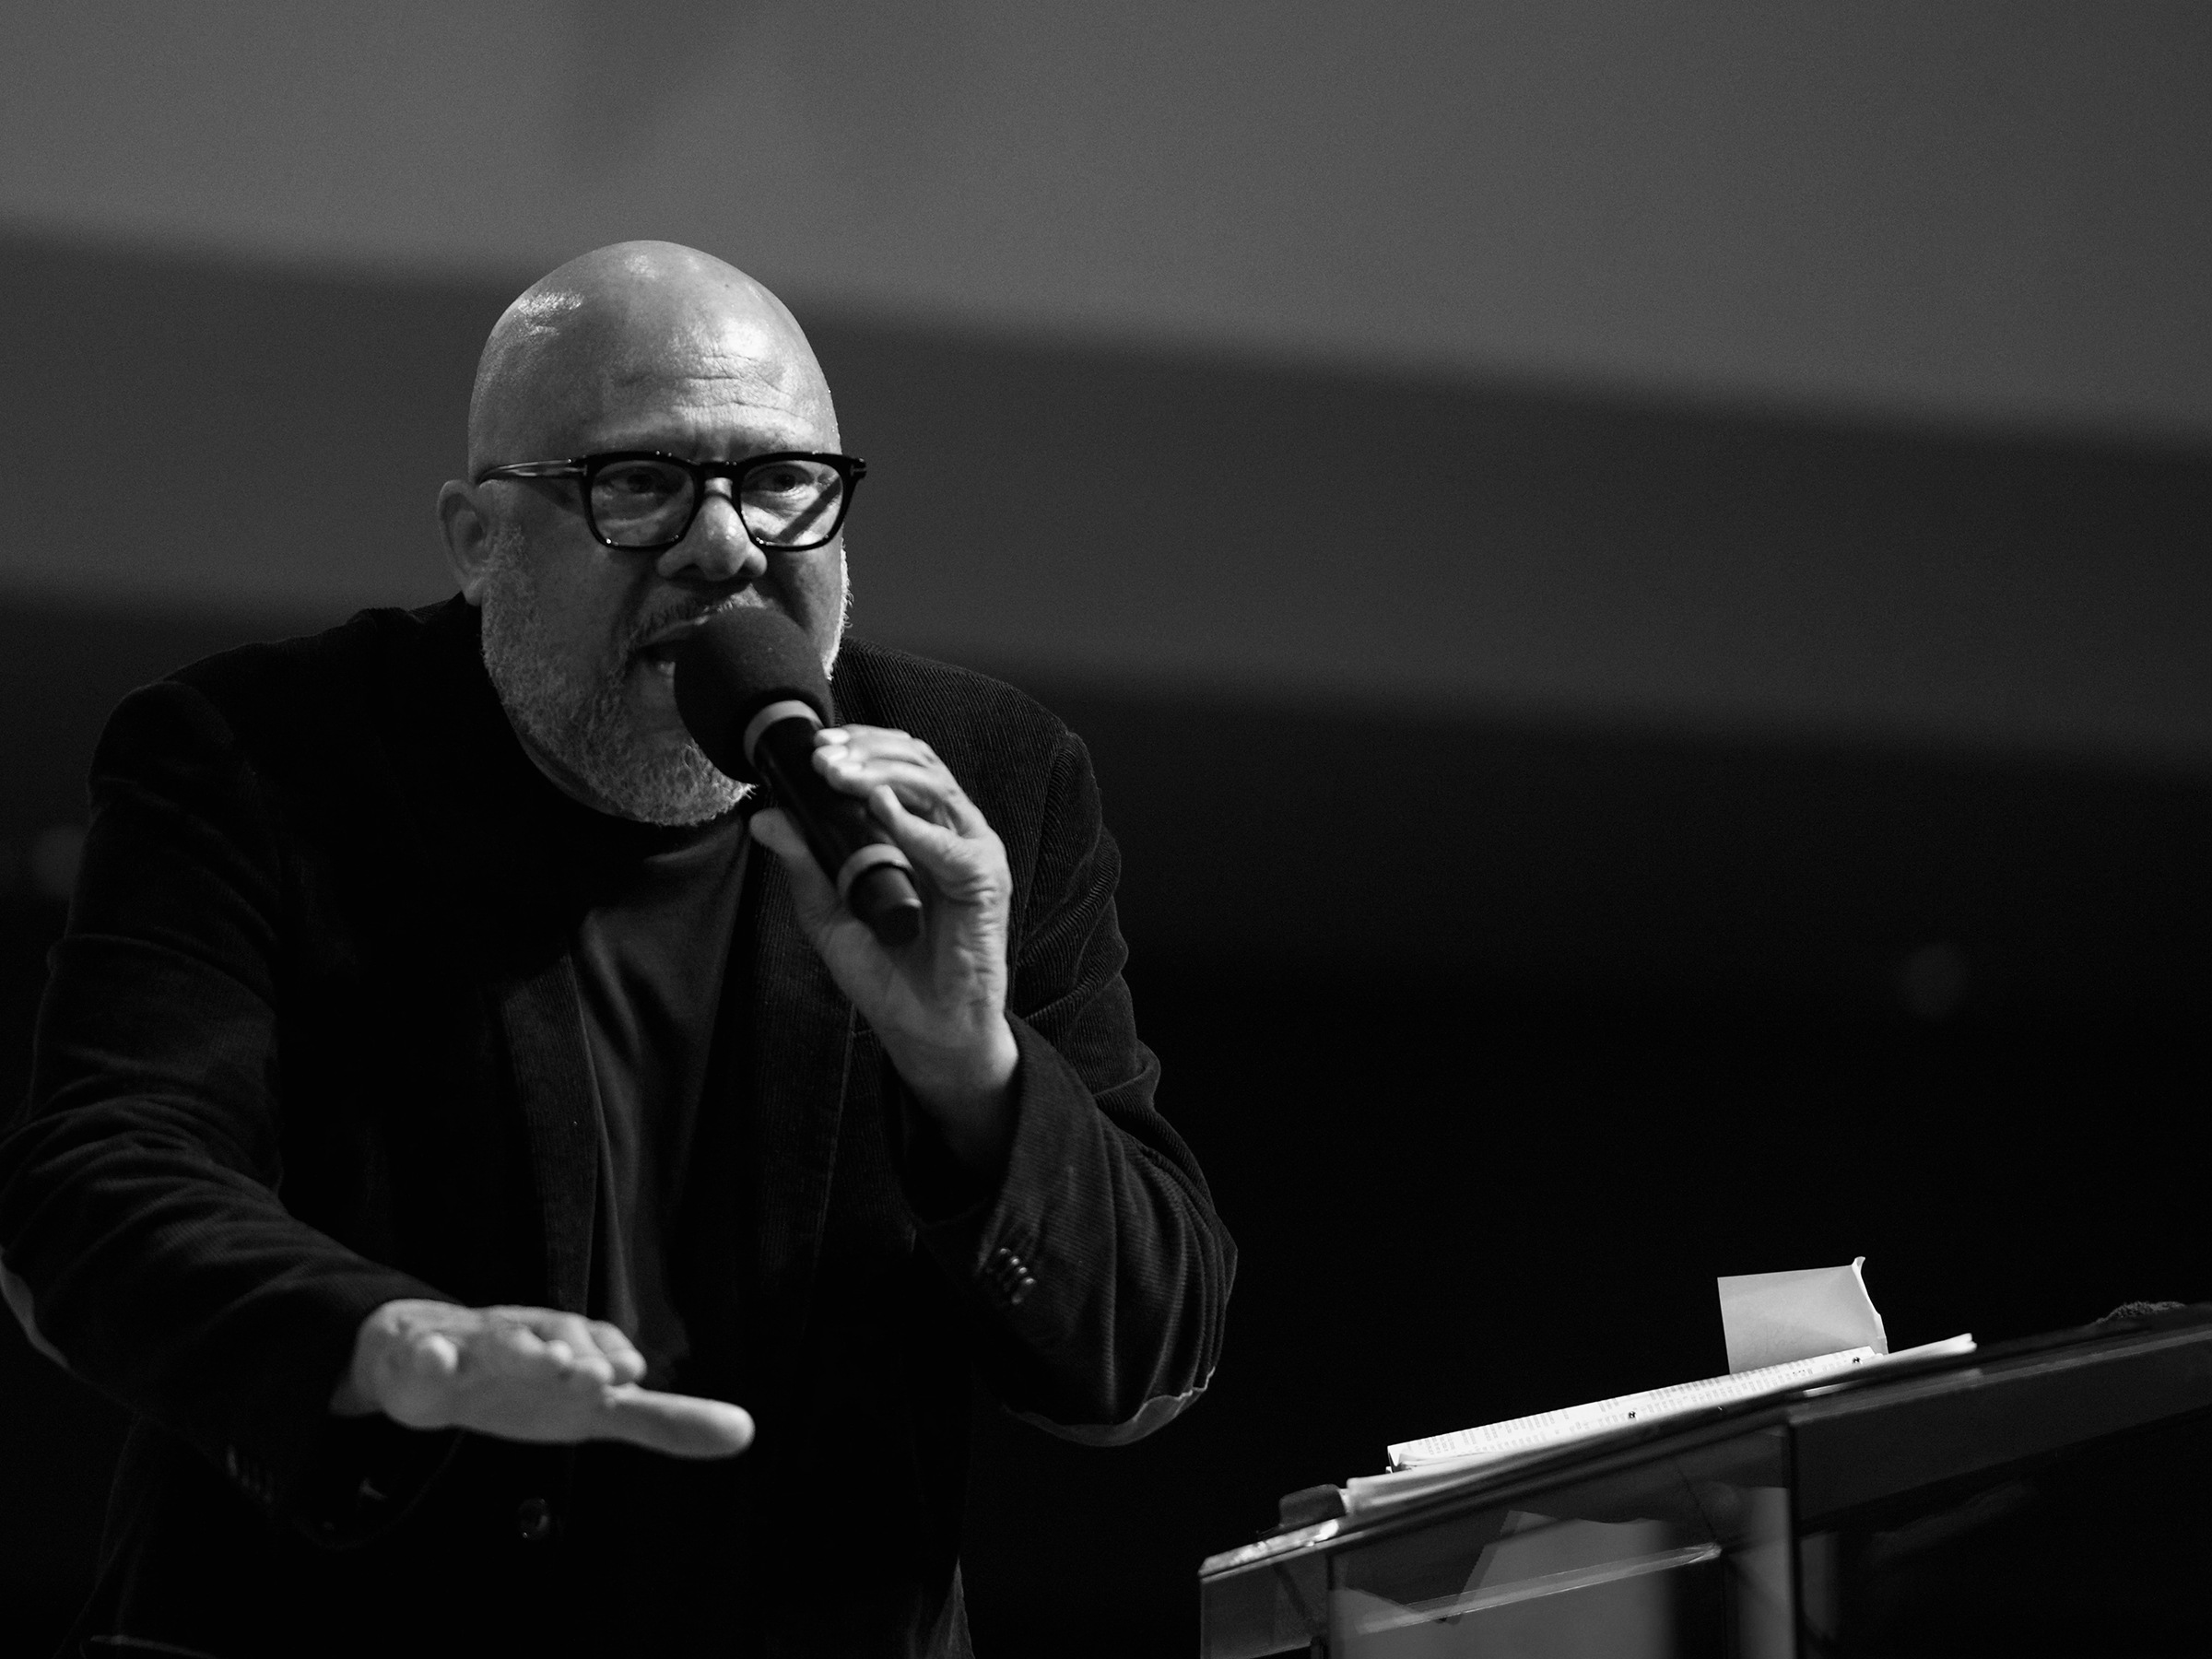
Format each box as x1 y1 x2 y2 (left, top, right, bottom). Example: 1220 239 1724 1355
0 598 1234 1658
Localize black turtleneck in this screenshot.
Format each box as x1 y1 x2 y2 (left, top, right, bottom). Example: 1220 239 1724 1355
547 796 752 1386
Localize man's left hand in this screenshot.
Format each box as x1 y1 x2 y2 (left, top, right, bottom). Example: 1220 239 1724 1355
748 724 1018 1172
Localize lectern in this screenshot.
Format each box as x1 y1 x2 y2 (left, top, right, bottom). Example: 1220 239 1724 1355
1200 1310 2212 1656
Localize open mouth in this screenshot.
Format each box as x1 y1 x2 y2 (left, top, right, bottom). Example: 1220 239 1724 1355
634 601 774 672
633 613 717 670
632 597 787 677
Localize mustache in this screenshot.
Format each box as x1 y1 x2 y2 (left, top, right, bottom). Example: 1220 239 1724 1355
618 594 765 661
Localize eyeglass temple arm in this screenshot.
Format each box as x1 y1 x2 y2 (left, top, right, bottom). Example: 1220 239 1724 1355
474 454 865 487
472 461 586 485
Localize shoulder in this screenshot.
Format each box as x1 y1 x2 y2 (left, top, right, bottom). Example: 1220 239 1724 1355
167 600 465 718
96 599 474 790
833 637 1074 764
832 638 1098 861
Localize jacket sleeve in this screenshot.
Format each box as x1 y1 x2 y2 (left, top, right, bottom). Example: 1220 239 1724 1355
0 680 448 1525
888 727 1236 1444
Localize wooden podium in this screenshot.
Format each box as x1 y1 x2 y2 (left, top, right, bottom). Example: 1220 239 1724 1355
1200 1308 2212 1656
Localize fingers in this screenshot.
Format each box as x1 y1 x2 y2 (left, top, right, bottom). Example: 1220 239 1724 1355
411 1331 461 1381
590 1322 649 1386
748 733 1010 967
813 728 983 833
488 1306 640 1389
861 785 1003 902
356 1300 711 1449
812 730 1002 890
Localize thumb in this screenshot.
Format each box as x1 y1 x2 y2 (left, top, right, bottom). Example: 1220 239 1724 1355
748 808 842 931
597 1387 757 1459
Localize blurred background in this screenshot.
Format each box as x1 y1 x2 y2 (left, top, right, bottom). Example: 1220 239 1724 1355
2 3 2206 1652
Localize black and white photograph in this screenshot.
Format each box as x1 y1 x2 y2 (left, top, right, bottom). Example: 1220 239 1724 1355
0 6 2206 1655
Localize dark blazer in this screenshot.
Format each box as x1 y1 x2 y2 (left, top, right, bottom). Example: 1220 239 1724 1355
0 599 1234 1659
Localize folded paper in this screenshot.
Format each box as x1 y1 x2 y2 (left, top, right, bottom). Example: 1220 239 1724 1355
1718 1256 1888 1374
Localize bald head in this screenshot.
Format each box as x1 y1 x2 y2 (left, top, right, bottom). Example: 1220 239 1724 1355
468 241 837 475
445 243 853 824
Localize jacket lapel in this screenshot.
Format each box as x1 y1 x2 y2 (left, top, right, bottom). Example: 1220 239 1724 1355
726 654 900 1405
395 601 605 1314
494 946 601 1313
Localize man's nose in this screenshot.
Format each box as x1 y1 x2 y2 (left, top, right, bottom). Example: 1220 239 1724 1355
657 480 766 585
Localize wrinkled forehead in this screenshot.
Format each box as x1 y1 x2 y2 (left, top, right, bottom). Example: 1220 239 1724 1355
472 278 836 466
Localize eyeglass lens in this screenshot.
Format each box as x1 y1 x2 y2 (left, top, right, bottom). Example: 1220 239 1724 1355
589 457 848 550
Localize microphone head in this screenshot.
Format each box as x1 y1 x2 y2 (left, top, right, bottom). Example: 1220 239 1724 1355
672 606 831 785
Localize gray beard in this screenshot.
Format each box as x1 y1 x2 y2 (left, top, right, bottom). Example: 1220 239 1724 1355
477 531 849 826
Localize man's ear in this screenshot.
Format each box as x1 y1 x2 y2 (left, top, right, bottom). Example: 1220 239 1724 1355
438 479 497 606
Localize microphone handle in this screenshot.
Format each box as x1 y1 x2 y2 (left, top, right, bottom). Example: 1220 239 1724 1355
751 716 924 947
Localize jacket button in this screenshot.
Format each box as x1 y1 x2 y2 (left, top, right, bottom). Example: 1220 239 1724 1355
515 1496 557 1543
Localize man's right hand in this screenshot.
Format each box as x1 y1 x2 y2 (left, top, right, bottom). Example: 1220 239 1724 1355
330 1299 753 1459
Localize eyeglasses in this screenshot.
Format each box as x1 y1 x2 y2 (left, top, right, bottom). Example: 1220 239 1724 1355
473 450 866 553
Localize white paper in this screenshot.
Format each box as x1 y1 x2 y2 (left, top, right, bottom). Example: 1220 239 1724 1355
1362 1334 1974 1514
1718 1257 1888 1374
1383 1347 1881 1472
1359 1261 1971 1520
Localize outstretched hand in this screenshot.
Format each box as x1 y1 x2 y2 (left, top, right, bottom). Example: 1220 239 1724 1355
748 724 1018 1170
330 1299 753 1459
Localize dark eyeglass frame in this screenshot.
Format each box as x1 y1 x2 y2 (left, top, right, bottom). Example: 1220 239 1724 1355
472 450 867 553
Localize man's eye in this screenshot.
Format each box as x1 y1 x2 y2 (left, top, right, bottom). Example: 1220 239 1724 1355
597 463 686 502
747 465 811 497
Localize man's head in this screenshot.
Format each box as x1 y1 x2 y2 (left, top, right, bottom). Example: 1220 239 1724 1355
439 241 849 825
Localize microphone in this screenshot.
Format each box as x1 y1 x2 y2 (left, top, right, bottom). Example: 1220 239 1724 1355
672 607 924 947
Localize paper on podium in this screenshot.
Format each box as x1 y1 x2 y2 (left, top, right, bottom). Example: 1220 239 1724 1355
1382 1347 1883 1473
1350 1262 1969 1520
1719 1257 1888 1373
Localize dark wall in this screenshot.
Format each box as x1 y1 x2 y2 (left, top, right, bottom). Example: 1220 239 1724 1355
8 6 2211 438
6 233 2209 764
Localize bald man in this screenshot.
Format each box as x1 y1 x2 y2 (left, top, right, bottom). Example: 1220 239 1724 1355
0 243 1234 1658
